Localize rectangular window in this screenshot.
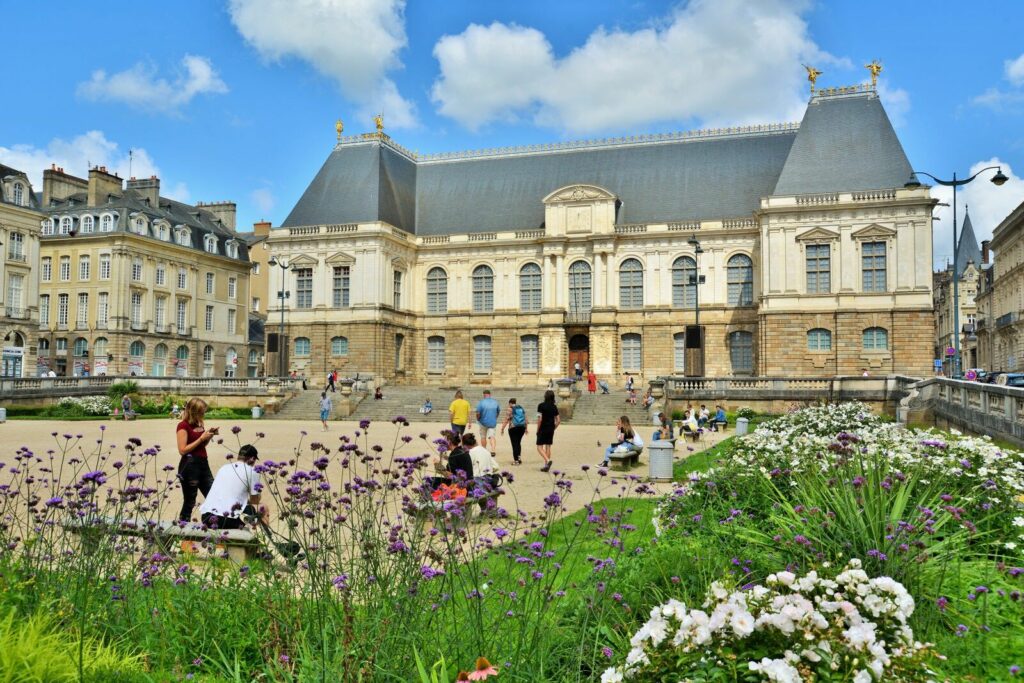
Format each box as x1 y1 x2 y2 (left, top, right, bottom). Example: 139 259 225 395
205 305 214 331
39 294 50 326
206 272 215 294
59 256 70 282
621 334 642 372
228 277 237 300
674 333 687 372
473 336 492 373
78 255 90 281
155 297 165 329
253 262 260 275
178 268 187 289
333 266 350 307
77 293 88 328
519 265 542 312
393 270 402 309
131 258 143 282
57 293 69 327
176 300 187 331
805 244 831 293
155 264 166 286
130 291 142 327
862 242 887 292
227 309 236 335
99 254 111 280
42 257 52 282
251 296 260 312
56 338 67 352
7 232 24 260
520 335 539 371
295 268 313 308
7 274 24 314
427 336 445 372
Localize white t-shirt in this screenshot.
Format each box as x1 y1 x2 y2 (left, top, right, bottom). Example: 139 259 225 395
468 445 498 476
199 462 261 518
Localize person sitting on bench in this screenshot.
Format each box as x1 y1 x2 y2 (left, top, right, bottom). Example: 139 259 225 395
680 410 700 441
464 432 501 509
428 431 474 491
652 412 675 443
199 444 267 530
711 405 728 431
599 415 643 467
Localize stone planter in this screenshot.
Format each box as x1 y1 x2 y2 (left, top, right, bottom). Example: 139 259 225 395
648 379 665 399
555 378 574 399
339 379 354 396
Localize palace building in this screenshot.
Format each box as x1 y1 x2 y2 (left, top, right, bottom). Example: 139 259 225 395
266 85 936 385
0 164 43 377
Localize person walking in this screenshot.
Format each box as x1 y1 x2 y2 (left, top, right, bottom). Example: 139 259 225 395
535 389 560 473
176 397 219 522
475 389 501 456
449 390 471 436
574 360 583 383
319 391 333 431
326 370 335 392
500 398 528 465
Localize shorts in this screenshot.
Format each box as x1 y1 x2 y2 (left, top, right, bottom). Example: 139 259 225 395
320 409 330 421
451 423 466 435
480 426 496 441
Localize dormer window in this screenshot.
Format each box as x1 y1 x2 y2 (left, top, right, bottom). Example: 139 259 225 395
133 216 147 235
12 182 24 206
176 227 191 247
41 218 54 235
226 240 239 258
156 223 169 241
204 234 218 253
100 214 114 232
59 217 72 235
81 215 94 233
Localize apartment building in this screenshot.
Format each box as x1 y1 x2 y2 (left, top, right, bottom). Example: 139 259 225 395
0 164 43 377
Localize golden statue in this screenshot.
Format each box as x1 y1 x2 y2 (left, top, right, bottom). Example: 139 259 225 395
374 113 384 134
865 60 883 88
803 64 822 94
335 118 343 142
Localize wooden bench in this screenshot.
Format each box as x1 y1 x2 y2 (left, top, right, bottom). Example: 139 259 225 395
608 446 643 470
64 516 260 563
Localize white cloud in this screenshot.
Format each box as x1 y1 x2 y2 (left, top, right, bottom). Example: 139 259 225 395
929 159 1024 269
251 187 275 215
971 52 1024 111
877 81 910 127
77 55 227 113
228 0 415 128
431 0 843 133
1006 53 1024 87
0 131 186 200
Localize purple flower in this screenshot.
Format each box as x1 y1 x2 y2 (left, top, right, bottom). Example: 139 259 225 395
602 647 613 659
44 496 64 507
359 419 371 429
420 566 444 580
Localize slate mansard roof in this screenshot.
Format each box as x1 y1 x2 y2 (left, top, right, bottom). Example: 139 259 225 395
283 88 913 236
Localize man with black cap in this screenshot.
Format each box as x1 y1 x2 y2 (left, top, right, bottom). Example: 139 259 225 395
199 444 266 529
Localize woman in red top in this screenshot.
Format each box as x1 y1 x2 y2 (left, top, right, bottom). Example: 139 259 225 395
176 397 219 521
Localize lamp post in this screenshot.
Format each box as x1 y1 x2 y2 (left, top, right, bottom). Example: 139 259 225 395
268 257 292 378
905 167 1007 378
687 237 707 376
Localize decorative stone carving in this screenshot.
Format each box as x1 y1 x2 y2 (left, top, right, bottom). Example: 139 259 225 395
542 184 617 204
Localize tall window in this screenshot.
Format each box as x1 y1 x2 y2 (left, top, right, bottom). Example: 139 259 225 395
154 344 168 375
672 256 697 307
805 244 831 293
177 268 187 289
176 345 189 371
203 345 214 363
519 263 542 312
331 336 349 356
73 338 88 357
131 291 143 327
472 265 493 313
621 333 642 372
59 256 70 281
205 305 214 331
294 337 311 356
60 217 72 235
426 267 447 314
12 182 23 206
97 292 109 328
176 228 190 246
228 277 236 299
729 331 754 374
99 254 111 280
155 264 166 286
57 294 69 327
427 336 446 372
295 268 313 308
133 217 146 235
38 338 50 352
205 272 215 294
673 332 687 372
131 258 143 282
41 257 52 282
862 327 888 350
176 299 187 331
227 309 236 335
473 335 492 372
77 293 89 328
226 242 238 258
568 260 592 315
157 224 169 241
520 335 539 371
78 255 90 280
93 337 107 359
727 254 754 306
100 215 113 232
619 258 644 309
154 297 165 329
252 297 260 312
39 294 50 326
332 266 350 307
204 235 218 253
393 270 403 309
42 219 54 235
7 232 24 260
807 328 832 351
7 274 23 315
862 242 887 292
81 215 94 233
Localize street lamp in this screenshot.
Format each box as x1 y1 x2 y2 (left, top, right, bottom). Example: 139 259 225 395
268 257 292 378
905 166 1007 378
687 237 707 376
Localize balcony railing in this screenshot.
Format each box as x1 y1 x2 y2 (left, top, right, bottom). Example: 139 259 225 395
130 321 148 332
4 306 27 319
6 252 26 263
566 309 591 325
996 312 1017 328
155 324 169 334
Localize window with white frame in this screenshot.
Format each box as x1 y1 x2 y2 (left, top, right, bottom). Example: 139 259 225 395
294 337 311 356
333 266 350 307
100 214 113 232
805 244 831 294
253 262 260 275
178 268 187 289
59 256 70 281
295 268 313 308
57 293 69 327
729 331 754 374
228 277 236 300
38 338 50 352
176 228 190 246
99 254 111 280
41 256 51 282
621 333 642 372
568 260 592 315
227 309 236 335
205 272 215 294
93 337 106 358
426 267 447 314
39 294 50 326
155 264 165 286
12 182 23 206
205 305 214 331
77 293 88 328
862 327 888 350
519 263 542 312
56 338 67 352
473 335 492 372
42 219 54 235
251 296 260 312
672 256 697 308
154 296 165 329
131 258 143 282
862 242 887 292
78 255 90 280
204 234 218 253
73 338 88 357
226 241 238 258
157 223 168 241
133 217 146 235
131 291 142 327
81 215 94 233
7 232 24 261
807 328 832 351
203 345 214 362
97 292 109 328
674 332 687 372
472 265 494 313
7 274 24 313
176 299 187 331
520 335 539 371
619 258 644 309
393 270 403 309
60 217 72 235
331 336 349 356
427 336 445 372
727 254 754 306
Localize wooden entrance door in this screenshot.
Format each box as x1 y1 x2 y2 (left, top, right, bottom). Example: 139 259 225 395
568 334 589 375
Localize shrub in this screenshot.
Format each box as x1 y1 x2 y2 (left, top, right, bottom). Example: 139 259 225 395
106 381 138 400
45 396 111 417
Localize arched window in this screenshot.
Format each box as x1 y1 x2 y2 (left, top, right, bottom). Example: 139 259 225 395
81 215 94 233
176 345 189 360
100 214 113 232
154 343 168 359
672 256 697 307
203 345 214 362
41 219 54 235
12 183 23 206
473 335 492 373
568 260 592 318
807 328 832 351
727 254 754 306
427 336 446 372
294 337 311 356
153 343 168 376
521 334 539 371
519 263 542 312
331 336 349 356
673 332 687 372
619 258 644 309
38 338 50 351
204 234 218 253
157 223 169 241
226 241 238 258
133 217 147 235
93 337 107 357
862 327 888 350
129 341 145 357
248 349 259 364
60 217 72 235
472 265 494 313
426 267 448 314
73 338 89 357
621 333 642 372
176 228 191 246
729 331 753 374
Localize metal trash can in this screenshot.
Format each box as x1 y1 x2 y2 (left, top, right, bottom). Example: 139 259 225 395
251 406 261 419
736 417 749 435
0 407 6 423
648 440 674 481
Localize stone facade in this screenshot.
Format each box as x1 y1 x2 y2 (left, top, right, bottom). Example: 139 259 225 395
0 165 43 378
976 199 1024 373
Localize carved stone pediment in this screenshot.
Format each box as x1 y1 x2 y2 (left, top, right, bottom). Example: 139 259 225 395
851 223 897 240
288 254 318 267
391 256 409 270
543 184 616 204
326 251 356 265
795 227 840 242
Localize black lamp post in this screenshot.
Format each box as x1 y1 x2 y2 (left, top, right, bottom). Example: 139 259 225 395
905 166 1007 378
687 237 707 376
268 257 292 378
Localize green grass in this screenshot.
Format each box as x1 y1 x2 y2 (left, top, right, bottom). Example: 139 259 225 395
672 436 735 479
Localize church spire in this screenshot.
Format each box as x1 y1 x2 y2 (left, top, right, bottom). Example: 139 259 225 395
955 206 982 278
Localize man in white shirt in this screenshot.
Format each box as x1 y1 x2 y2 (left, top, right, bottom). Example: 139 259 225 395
199 444 266 529
462 433 501 510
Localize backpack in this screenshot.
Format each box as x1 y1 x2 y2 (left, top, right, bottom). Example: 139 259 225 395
511 404 527 427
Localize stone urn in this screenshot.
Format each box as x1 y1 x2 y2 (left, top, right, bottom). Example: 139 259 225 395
339 379 355 396
555 378 574 399
648 379 666 399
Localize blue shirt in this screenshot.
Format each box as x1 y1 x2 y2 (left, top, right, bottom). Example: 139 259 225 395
475 397 501 428
715 409 726 422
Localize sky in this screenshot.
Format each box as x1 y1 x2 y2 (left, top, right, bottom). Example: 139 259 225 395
2 0 1024 268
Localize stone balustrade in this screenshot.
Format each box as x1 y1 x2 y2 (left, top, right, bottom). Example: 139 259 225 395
0 375 301 401
904 377 1024 447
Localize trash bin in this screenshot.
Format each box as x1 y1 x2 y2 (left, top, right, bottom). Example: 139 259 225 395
736 417 749 436
0 407 6 423
648 440 674 481
251 406 261 419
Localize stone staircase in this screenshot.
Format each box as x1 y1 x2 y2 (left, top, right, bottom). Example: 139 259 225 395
269 388 328 420
569 391 653 428
349 385 552 424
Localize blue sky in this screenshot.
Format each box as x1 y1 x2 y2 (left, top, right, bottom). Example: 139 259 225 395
3 0 1023 267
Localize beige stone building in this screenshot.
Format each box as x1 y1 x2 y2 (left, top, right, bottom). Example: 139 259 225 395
976 199 1024 373
243 221 271 375
267 86 935 384
0 164 43 377
932 211 983 374
37 166 252 377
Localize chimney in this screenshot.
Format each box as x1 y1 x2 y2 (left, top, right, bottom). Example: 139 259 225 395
197 200 236 231
253 220 271 236
42 165 88 206
981 240 991 265
126 175 160 208
87 166 122 206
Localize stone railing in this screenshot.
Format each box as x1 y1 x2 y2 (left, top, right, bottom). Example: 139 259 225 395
851 189 897 202
0 375 301 400
795 193 840 206
668 221 701 231
904 377 1024 447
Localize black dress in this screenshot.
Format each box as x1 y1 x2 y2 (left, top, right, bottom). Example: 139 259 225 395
536 401 559 446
